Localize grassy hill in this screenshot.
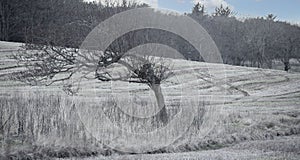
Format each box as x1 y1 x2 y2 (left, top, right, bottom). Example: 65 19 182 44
0 41 299 159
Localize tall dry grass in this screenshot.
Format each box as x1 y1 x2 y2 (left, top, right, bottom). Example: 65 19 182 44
1 90 299 159
0 91 97 157
0 91 208 158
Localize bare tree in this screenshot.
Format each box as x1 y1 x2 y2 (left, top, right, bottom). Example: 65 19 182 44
98 53 173 123
213 4 233 17
266 14 277 21
14 44 173 124
14 44 78 86
243 18 276 68
192 2 205 16
273 22 300 72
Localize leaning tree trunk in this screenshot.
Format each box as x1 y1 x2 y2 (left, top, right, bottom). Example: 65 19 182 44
284 61 291 72
282 58 291 72
150 84 168 124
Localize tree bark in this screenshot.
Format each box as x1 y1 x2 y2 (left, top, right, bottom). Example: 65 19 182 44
150 84 168 124
283 60 290 72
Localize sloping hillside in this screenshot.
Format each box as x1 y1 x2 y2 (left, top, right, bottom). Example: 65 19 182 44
0 41 300 159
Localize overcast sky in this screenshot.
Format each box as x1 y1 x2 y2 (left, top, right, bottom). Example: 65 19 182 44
87 0 300 24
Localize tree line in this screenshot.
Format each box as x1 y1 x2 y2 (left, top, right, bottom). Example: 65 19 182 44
0 0 147 47
1 0 299 71
190 3 300 71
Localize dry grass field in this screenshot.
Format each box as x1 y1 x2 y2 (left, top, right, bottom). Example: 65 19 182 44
0 41 299 159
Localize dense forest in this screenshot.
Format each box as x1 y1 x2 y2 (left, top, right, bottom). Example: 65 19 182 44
0 0 299 71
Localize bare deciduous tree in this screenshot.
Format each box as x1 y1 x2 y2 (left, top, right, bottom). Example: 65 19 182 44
97 53 173 123
213 4 233 17
14 44 173 124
